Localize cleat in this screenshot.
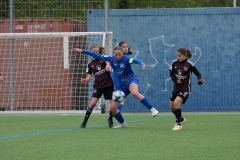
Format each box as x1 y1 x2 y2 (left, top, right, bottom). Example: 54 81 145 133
180 118 186 124
151 108 159 117
172 124 182 130
113 122 128 128
80 121 87 128
175 118 187 124
108 117 114 128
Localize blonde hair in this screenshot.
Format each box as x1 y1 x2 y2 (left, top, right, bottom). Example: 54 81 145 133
90 43 106 55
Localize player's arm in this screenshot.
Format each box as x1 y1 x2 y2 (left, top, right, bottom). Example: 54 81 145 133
74 48 112 61
191 65 204 84
129 58 146 70
191 66 202 79
81 74 92 84
105 61 111 72
169 64 178 83
81 65 92 84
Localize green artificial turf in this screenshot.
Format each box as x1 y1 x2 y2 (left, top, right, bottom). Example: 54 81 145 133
0 113 239 160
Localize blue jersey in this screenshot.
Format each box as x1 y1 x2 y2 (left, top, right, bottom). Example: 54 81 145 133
82 50 145 86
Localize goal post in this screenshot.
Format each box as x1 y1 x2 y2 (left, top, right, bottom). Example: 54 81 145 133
0 32 113 112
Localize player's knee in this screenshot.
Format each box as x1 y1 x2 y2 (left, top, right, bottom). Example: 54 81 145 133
173 100 181 108
89 102 97 108
131 91 139 98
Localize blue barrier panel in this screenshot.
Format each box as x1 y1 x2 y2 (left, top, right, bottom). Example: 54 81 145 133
87 8 240 112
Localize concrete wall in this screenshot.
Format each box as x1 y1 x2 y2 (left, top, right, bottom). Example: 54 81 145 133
88 8 240 112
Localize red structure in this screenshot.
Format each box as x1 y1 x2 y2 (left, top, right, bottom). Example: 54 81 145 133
0 18 88 111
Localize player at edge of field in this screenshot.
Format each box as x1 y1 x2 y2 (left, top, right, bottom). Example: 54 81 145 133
0 74 3 83
169 47 204 131
105 41 133 127
74 46 159 128
79 43 115 128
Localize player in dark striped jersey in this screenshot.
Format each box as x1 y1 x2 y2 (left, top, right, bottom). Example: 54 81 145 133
0 74 3 83
79 43 115 128
74 46 159 129
169 47 204 130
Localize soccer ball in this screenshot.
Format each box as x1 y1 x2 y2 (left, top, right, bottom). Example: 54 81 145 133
112 90 125 103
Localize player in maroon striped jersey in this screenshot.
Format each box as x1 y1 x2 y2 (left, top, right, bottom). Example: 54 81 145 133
80 43 115 128
169 47 204 130
0 74 3 83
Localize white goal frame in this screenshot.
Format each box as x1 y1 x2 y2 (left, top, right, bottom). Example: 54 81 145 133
0 32 113 114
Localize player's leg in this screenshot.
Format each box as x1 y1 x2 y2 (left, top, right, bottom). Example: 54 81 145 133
110 101 128 128
111 86 128 128
172 96 183 130
110 71 124 111
103 86 115 128
80 89 103 128
129 81 159 117
172 92 189 130
170 91 177 122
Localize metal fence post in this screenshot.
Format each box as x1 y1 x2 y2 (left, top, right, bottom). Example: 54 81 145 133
9 0 15 111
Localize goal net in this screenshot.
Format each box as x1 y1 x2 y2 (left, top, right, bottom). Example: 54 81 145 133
0 32 113 112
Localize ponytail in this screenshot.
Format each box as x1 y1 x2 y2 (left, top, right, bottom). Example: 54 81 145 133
99 46 106 55
186 49 193 59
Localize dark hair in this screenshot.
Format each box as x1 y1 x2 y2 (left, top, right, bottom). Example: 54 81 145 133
99 46 106 55
177 47 192 59
114 46 122 51
118 41 132 55
118 41 127 47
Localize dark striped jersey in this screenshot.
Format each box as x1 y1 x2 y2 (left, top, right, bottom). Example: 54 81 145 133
87 59 114 89
169 59 202 93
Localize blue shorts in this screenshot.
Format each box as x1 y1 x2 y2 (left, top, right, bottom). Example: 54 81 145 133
110 71 120 90
118 78 139 98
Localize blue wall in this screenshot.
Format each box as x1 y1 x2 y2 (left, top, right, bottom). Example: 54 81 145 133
87 8 240 112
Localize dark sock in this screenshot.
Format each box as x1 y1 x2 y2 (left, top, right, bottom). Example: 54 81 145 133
173 110 184 121
109 111 114 119
172 110 176 116
83 107 93 123
175 108 182 125
172 110 177 123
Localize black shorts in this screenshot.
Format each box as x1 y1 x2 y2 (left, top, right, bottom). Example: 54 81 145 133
170 91 190 104
92 85 114 100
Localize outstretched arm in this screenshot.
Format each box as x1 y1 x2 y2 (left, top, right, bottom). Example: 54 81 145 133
74 48 112 61
129 58 147 70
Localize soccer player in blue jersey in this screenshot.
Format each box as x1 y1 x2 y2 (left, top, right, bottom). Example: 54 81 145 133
105 41 132 127
74 46 159 128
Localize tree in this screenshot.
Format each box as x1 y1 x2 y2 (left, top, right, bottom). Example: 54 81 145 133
1 0 239 20
0 0 104 20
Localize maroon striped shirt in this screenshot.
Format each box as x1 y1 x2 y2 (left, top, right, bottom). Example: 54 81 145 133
169 59 202 93
87 59 114 89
